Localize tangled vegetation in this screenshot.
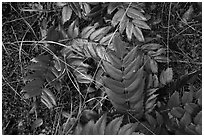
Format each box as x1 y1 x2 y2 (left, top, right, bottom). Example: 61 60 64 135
2 2 202 135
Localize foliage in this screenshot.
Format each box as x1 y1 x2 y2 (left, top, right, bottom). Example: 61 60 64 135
74 113 142 135
2 2 201 135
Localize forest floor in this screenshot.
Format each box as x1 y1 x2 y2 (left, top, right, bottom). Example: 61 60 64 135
2 2 202 135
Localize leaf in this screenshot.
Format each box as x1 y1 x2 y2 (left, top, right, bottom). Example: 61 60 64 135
81 23 99 38
170 107 185 118
45 71 57 83
102 60 123 81
107 2 122 14
195 88 202 106
126 21 134 41
180 112 192 126
23 89 43 99
81 2 91 16
194 111 202 125
22 79 44 99
46 26 61 42
23 71 44 82
31 118 43 130
154 56 170 63
127 7 147 20
132 19 150 29
184 103 198 115
123 46 139 67
70 2 81 18
42 88 56 106
31 55 52 65
75 73 93 84
160 67 173 85
132 26 144 42
68 19 79 38
195 124 202 134
86 4 102 17
81 120 95 134
105 116 123 135
74 123 83 135
81 26 94 38
150 48 166 57
145 113 157 129
41 93 53 109
182 5 194 24
113 34 126 58
167 91 180 109
89 26 111 41
112 8 125 26
118 123 137 135
119 15 128 33
56 2 67 7
149 59 158 73
95 45 109 61
99 32 114 45
27 63 49 71
156 111 163 125
182 91 193 105
141 43 163 51
62 5 72 24
102 76 124 94
93 113 107 135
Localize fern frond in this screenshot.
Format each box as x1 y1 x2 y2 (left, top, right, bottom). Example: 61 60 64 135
100 35 169 118
74 113 139 135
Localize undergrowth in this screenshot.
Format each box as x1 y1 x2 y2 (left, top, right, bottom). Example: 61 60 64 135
2 2 202 135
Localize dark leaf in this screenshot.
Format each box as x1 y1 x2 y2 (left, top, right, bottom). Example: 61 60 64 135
27 63 49 71
184 103 198 114
23 71 44 82
105 116 123 135
173 70 201 91
31 118 43 130
70 2 81 18
182 91 193 105
31 55 52 65
170 107 185 118
180 112 191 126
194 111 202 125
168 91 180 109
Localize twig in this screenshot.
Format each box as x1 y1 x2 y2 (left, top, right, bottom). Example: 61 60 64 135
166 2 172 67
2 75 29 106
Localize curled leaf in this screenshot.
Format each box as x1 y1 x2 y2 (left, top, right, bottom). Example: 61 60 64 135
32 118 43 130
